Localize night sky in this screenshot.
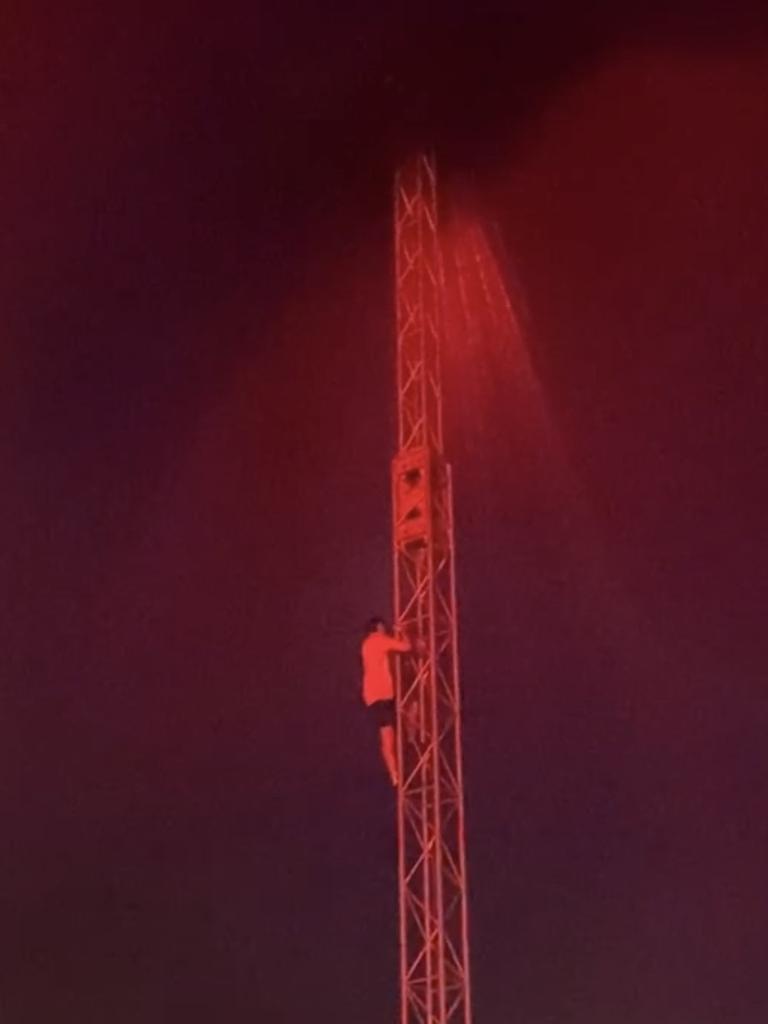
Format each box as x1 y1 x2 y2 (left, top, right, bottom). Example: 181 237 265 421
3 4 768 1022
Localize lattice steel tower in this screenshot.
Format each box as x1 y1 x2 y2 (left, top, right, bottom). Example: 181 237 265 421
392 154 473 1024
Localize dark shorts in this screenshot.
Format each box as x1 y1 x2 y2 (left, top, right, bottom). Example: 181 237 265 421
367 699 395 729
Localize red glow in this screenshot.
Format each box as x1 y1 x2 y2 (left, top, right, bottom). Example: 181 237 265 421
440 216 562 463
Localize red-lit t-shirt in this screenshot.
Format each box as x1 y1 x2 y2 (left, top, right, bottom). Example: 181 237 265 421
361 633 410 706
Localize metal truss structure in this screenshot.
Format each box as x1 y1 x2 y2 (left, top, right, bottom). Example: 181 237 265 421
392 154 473 1024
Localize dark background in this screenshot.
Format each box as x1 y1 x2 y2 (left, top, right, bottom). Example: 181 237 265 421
2 3 767 1021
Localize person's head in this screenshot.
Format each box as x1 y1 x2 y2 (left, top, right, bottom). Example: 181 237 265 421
365 616 388 636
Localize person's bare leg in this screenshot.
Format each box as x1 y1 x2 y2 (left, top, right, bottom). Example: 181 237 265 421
379 725 398 787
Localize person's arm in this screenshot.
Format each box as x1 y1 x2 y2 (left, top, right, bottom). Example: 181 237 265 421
386 635 411 653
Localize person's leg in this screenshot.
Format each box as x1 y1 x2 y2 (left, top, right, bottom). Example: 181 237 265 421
379 724 398 787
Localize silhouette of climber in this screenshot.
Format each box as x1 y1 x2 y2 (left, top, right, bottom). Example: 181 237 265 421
361 617 411 787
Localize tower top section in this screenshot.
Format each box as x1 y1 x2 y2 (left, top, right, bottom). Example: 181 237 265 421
394 153 444 456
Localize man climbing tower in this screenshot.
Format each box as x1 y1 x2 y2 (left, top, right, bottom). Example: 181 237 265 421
361 617 411 787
